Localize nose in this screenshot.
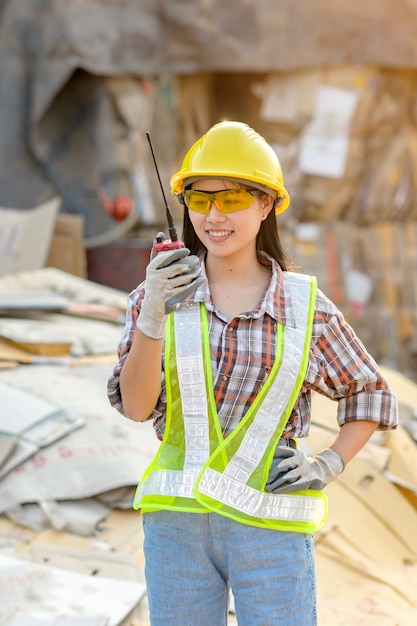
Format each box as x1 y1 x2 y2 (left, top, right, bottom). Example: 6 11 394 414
206 201 226 221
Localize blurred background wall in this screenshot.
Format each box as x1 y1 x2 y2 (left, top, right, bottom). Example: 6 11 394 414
1 0 417 377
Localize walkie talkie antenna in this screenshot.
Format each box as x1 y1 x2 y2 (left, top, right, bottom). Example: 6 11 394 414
146 131 178 242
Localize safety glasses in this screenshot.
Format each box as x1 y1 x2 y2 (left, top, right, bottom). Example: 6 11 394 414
182 189 261 214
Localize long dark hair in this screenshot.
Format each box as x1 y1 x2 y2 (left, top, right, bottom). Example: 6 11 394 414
181 198 292 271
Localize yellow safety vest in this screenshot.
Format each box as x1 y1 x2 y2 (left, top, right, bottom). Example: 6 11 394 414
134 272 328 533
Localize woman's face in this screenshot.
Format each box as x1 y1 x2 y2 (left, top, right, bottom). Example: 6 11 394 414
187 179 274 260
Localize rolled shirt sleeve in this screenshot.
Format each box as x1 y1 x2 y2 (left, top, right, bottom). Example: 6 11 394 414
306 289 398 431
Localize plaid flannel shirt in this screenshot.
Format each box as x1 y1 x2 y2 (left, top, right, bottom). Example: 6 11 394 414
107 253 398 439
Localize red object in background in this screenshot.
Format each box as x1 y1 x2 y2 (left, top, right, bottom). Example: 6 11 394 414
112 195 133 221
99 189 133 221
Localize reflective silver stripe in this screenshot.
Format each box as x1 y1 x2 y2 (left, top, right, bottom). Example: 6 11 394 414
224 273 310 482
198 468 325 523
138 467 325 525
174 304 210 469
137 469 198 500
195 273 318 523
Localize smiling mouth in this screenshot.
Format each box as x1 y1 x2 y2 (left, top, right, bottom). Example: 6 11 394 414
207 230 232 238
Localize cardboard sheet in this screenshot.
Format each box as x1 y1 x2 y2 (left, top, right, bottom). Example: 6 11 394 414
0 553 146 626
30 544 141 581
1 382 83 440
0 364 159 519
45 213 87 278
6 499 111 535
0 435 17 468
0 199 60 278
299 86 359 178
0 268 128 312
0 381 84 478
0 293 68 311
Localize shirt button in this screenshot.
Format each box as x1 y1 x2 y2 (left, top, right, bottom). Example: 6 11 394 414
228 327 233 332
222 375 227 382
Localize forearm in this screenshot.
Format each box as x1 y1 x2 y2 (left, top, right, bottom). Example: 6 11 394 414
119 328 164 422
329 420 379 465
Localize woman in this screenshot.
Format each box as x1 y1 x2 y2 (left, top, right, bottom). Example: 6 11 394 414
108 121 398 625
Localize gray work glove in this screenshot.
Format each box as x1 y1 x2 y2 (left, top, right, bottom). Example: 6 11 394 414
265 447 345 494
136 248 204 340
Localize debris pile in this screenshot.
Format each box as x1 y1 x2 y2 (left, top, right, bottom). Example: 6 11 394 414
0 268 417 624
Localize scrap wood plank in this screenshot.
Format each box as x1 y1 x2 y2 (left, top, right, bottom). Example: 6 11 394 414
0 336 116 365
382 423 417 510
316 543 417 626
333 455 417 558
380 365 417 408
0 337 33 363
319 480 417 575
316 477 417 624
0 313 122 358
318 523 417 602
0 360 18 369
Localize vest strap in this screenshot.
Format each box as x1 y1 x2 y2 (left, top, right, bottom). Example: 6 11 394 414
174 305 210 469
198 468 326 524
195 272 319 525
135 272 325 531
137 467 325 524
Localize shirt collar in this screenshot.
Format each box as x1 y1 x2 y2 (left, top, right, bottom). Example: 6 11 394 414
188 252 296 327
258 252 296 327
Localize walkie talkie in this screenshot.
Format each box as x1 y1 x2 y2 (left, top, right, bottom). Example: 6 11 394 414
146 131 185 256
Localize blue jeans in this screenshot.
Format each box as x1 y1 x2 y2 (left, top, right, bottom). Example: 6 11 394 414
142 510 317 626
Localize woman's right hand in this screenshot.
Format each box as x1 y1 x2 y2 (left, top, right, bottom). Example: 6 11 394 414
137 248 204 339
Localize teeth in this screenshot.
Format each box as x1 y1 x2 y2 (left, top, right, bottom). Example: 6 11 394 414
209 231 231 237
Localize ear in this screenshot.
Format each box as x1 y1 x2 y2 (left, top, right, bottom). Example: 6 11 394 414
261 194 274 220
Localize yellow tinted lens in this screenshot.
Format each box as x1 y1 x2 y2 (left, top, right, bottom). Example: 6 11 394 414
217 190 254 212
184 190 210 213
185 189 256 213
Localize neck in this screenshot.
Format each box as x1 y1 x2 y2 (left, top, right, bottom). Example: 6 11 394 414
205 249 271 320
205 248 261 283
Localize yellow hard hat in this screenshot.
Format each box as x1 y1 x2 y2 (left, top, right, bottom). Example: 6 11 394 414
170 121 290 215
